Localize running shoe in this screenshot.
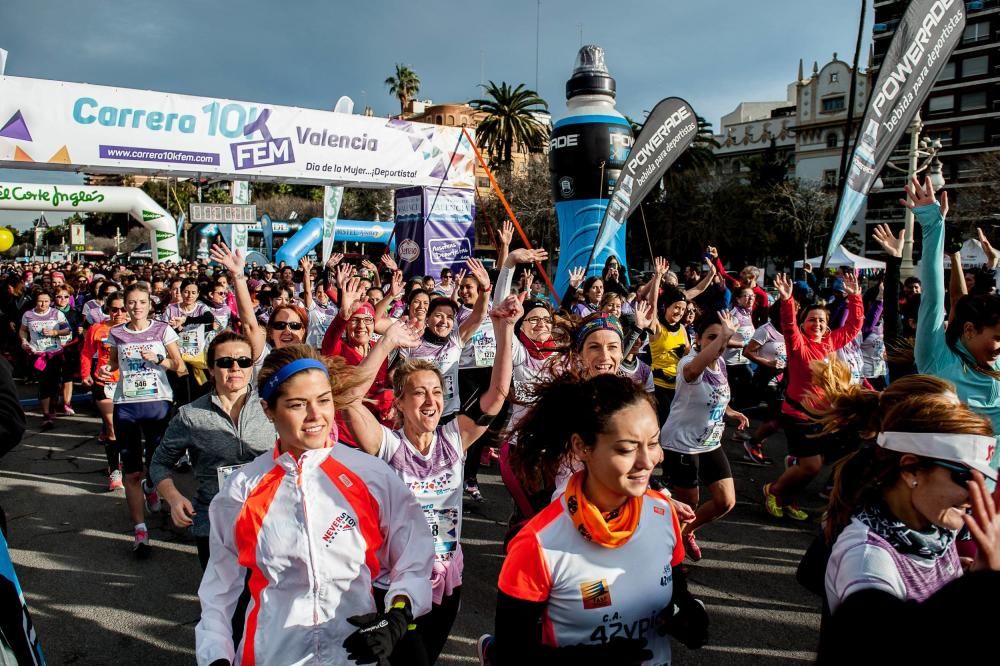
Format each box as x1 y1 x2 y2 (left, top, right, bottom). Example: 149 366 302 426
742 441 774 466
40 415 55 431
784 504 810 521
108 469 124 491
142 480 162 513
133 527 151 558
763 483 784 519
683 531 702 562
732 430 752 442
477 634 495 666
464 483 484 503
61 405 75 416
174 453 192 473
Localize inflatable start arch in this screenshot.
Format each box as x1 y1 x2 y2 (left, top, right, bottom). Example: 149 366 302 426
0 182 179 261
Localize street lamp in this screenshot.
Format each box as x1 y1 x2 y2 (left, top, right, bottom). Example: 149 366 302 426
869 112 945 278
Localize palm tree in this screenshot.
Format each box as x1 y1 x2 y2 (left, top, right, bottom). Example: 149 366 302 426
384 64 421 116
469 81 548 171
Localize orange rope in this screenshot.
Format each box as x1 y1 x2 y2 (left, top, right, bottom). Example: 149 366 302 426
461 127 560 305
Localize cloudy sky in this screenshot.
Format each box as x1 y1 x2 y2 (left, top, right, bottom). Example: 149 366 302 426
0 0 873 228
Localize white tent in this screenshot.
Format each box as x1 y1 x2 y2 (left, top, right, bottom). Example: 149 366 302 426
794 245 886 270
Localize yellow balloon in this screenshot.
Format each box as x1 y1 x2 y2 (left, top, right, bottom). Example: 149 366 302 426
0 228 13 253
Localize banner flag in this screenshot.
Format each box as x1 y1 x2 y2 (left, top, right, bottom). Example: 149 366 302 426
322 186 344 264
591 97 698 263
260 213 274 260
826 0 965 261
228 181 250 259
0 49 7 76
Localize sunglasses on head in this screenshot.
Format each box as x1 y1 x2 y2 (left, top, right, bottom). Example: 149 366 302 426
214 356 254 369
271 321 304 331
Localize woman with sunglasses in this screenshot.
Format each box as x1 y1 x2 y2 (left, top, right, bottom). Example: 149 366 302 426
150 331 276 569
203 279 231 334
812 368 1000 663
163 278 216 360
210 243 308 375
81 293 127 490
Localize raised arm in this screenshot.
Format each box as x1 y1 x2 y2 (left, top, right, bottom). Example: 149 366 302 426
682 310 737 382
829 272 864 350
775 273 804 352
495 247 548 300
684 262 717 301
457 258 491 345
300 256 315 311
902 176 948 372
458 293 522 449
338 321 421 454
647 257 667 334
872 223 905 341
709 246 740 290
210 243 264 360
496 219 514 272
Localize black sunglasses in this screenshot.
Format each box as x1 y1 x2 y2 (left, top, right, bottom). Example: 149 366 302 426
271 321 304 331
930 459 975 487
214 356 254 369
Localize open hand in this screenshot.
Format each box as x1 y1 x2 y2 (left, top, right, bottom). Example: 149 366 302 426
466 258 491 289
774 273 793 301
507 247 548 267
964 470 1000 572
499 219 514 247
210 243 245 275
490 292 527 325
841 270 860 296
978 228 1000 269
872 223 905 258
379 253 398 272
633 300 654 330
568 266 586 289
899 174 948 214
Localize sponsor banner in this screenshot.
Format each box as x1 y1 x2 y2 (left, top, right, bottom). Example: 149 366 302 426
826 0 965 261
593 97 698 260
70 222 85 249
260 213 275 259
0 75 476 189
393 187 474 278
321 185 344 263
226 181 250 259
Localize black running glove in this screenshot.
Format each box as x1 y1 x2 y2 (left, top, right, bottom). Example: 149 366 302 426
657 595 709 648
558 637 653 665
342 605 411 665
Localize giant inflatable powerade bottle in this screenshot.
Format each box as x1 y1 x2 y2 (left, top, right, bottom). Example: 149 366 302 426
549 45 633 300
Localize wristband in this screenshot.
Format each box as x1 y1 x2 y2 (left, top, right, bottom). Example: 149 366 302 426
391 600 416 631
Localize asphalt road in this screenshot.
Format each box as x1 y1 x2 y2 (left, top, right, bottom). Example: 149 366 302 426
1 402 826 665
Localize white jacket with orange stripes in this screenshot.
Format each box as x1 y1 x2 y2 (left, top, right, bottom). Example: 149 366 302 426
195 443 434 666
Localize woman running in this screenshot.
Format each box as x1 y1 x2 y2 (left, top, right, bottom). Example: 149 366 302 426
80 292 127 490
648 256 692 425
53 284 83 415
339 293 520 664
149 331 276 569
19 289 71 430
812 370 1000 663
106 282 186 556
742 301 786 465
164 278 216 359
906 175 1000 466
196 336 434 666
763 271 862 521
489 373 707 665
661 310 749 561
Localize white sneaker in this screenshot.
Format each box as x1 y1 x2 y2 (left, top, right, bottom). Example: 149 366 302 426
108 469 123 491
142 480 162 513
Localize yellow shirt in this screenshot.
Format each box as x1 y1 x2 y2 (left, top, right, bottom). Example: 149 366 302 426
650 325 689 389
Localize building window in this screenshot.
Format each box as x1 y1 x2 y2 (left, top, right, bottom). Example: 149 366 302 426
959 124 986 145
435 114 444 124
928 129 953 147
830 72 839 83
822 96 846 113
962 55 989 78
477 177 491 188
963 21 990 44
732 160 743 175
927 95 954 113
823 170 838 189
826 132 839 148
939 61 956 80
960 91 987 111
446 114 455 125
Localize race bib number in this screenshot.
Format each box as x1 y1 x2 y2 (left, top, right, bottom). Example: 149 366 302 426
30 322 59 352
180 328 204 357
443 374 455 401
425 507 460 560
216 463 247 490
123 370 158 399
473 331 496 367
103 382 117 400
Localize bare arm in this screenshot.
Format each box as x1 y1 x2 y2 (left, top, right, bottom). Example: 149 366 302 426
684 263 717 300
210 243 265 360
496 219 514 269
682 311 736 382
458 259 491 345
300 256 314 311
647 257 668 334
948 251 966 323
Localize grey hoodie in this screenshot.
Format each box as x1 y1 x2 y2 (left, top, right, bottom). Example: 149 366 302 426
150 385 276 536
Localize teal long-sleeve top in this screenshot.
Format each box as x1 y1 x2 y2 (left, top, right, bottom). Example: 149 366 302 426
914 202 1000 467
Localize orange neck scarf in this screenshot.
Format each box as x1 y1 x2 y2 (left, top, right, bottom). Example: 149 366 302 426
564 470 643 548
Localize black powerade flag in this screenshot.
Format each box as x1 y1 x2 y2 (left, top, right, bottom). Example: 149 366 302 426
591 97 698 259
826 0 965 262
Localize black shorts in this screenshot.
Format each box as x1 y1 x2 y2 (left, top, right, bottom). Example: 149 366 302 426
781 412 826 458
661 446 732 489
91 383 113 403
113 401 171 475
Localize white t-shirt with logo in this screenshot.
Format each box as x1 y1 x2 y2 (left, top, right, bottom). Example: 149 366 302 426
108 320 179 404
661 350 731 454
457 305 497 370
837 335 865 386
376 420 465 603
22 309 68 353
750 322 786 370
722 307 754 366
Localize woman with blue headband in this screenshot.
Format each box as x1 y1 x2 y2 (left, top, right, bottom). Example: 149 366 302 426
196 321 436 666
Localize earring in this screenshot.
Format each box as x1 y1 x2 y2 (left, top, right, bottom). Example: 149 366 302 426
911 480 918 488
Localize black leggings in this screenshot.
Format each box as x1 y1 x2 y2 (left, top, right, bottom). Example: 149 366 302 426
33 354 62 404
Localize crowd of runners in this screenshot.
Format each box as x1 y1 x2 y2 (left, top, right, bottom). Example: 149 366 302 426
1 177 1000 664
